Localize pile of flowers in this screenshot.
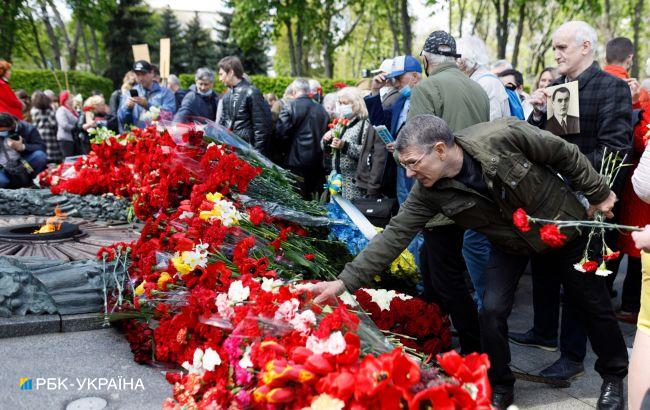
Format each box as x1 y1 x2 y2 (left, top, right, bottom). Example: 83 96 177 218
347 289 453 357
42 123 486 408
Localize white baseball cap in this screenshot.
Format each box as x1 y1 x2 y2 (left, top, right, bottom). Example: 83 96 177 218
371 58 394 74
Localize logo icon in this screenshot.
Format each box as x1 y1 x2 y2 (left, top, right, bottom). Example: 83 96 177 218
20 378 32 390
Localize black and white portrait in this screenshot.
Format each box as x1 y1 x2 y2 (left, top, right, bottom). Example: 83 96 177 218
546 81 580 135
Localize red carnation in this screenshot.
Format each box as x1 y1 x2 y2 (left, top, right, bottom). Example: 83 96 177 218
603 251 621 261
582 260 598 272
539 224 567 248
512 208 531 232
304 253 315 261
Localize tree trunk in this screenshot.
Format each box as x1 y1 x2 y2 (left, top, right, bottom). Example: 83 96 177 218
39 0 61 69
471 0 487 35
449 0 453 34
399 0 412 55
284 18 298 76
45 0 71 62
492 0 510 59
27 10 48 68
386 0 401 55
356 16 374 77
81 25 93 72
89 28 101 70
631 0 644 78
457 0 466 38
68 20 83 70
511 1 525 69
296 19 304 76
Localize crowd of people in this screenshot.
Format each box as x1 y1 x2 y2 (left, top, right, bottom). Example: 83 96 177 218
1 18 650 410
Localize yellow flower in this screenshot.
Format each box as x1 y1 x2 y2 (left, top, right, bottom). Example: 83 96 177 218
172 256 192 276
206 192 223 202
157 272 172 289
135 281 146 295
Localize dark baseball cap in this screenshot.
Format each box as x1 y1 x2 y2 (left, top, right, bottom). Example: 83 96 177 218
133 60 153 73
421 31 461 58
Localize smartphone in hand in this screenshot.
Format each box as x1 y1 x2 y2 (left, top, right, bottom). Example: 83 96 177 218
129 89 139 98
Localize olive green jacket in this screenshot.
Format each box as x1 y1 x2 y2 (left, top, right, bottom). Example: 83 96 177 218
339 118 610 292
407 62 490 227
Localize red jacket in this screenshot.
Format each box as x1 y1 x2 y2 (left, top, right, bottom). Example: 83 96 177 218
0 78 23 119
603 65 650 257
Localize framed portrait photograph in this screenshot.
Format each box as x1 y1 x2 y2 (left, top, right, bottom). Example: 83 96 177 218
546 81 580 135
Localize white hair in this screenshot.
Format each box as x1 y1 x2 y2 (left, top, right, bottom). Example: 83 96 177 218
554 21 598 52
195 67 215 82
421 50 457 67
167 75 180 86
491 59 512 72
456 36 491 69
291 78 310 96
308 79 321 93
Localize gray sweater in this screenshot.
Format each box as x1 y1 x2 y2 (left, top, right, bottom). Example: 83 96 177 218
55 106 77 142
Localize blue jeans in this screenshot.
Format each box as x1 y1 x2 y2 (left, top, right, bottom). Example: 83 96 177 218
462 230 492 310
0 150 48 188
396 166 422 271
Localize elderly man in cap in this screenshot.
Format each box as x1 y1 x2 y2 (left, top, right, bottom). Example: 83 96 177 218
117 60 176 131
370 58 399 109
406 32 489 354
365 55 422 200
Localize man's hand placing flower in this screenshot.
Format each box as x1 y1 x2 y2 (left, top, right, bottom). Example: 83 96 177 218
310 280 346 304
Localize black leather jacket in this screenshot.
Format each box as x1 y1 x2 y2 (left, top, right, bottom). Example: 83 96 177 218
218 79 273 152
276 95 329 169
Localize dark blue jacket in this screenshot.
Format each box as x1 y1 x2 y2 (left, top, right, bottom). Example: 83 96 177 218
16 121 46 154
364 92 408 137
173 91 220 123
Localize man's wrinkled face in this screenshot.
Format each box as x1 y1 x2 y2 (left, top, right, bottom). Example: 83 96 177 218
397 143 447 188
552 29 590 76
395 72 421 89
552 91 570 117
135 71 154 88
196 79 214 94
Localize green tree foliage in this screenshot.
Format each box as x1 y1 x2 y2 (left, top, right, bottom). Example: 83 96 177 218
179 12 216 73
152 7 184 74
104 0 153 87
0 0 27 62
215 2 269 75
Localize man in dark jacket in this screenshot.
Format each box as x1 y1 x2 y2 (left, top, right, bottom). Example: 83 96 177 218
311 116 628 410
217 56 273 153
174 68 220 123
0 113 47 188
513 22 632 397
275 78 329 199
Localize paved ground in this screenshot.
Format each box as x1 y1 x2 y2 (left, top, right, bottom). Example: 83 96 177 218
0 328 170 410
507 259 636 409
0 259 637 409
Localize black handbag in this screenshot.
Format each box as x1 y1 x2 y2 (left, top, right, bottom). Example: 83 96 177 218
351 196 398 228
1 158 34 187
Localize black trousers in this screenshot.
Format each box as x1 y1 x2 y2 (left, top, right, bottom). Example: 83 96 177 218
288 166 324 200
420 225 482 354
484 236 628 393
622 256 642 312
531 230 625 362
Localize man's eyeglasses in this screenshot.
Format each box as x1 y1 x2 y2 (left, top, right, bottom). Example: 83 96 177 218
400 148 431 171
